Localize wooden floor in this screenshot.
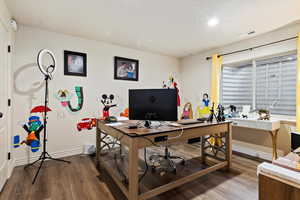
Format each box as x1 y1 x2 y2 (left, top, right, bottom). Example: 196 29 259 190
0 145 261 200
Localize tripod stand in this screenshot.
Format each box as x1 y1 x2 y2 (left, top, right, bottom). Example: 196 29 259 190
24 74 71 184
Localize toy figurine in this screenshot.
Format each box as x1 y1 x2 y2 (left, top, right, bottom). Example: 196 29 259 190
21 116 44 152
181 102 193 119
258 109 270 120
217 104 225 122
196 93 211 118
100 94 117 119
163 75 180 107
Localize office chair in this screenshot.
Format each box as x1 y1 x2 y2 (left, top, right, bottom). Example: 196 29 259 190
149 145 185 175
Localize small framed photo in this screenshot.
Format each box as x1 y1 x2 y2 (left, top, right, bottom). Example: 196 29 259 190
64 50 87 77
114 56 139 81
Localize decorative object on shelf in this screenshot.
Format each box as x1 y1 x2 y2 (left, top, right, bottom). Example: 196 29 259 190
77 118 97 132
163 75 180 106
114 56 139 81
64 50 87 77
258 109 270 120
225 105 239 118
181 102 193 119
217 104 225 122
207 103 218 123
67 86 84 112
100 94 117 120
120 108 129 118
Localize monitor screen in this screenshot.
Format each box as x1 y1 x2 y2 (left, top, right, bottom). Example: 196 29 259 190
129 89 178 121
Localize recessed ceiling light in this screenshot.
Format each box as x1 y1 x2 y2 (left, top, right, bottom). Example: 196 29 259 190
207 17 219 27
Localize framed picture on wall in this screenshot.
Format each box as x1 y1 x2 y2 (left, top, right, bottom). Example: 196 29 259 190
114 56 139 81
64 50 87 77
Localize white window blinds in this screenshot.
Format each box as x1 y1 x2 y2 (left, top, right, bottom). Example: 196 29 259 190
220 53 297 116
221 63 253 111
255 54 296 116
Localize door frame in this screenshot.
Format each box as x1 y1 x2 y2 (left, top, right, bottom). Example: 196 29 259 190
0 14 13 191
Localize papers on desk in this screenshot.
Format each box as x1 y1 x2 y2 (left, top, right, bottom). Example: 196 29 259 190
106 122 124 127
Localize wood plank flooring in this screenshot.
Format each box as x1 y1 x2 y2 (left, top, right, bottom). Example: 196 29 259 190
0 145 261 200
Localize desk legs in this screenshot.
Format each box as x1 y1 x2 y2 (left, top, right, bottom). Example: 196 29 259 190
225 124 232 170
201 136 206 164
96 128 102 169
269 130 279 160
128 139 139 200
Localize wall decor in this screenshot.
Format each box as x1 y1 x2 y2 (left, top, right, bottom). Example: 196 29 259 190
76 118 97 132
67 86 84 112
114 56 139 81
55 86 84 112
64 50 87 77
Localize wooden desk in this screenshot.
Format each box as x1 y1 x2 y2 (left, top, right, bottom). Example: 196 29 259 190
232 118 281 160
96 120 232 200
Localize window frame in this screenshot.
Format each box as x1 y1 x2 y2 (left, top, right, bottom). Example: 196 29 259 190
220 51 297 116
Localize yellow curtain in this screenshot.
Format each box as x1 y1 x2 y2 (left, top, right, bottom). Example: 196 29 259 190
210 54 223 106
297 33 300 132
209 54 223 148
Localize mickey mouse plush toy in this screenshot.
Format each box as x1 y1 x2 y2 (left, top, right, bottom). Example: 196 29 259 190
100 94 117 122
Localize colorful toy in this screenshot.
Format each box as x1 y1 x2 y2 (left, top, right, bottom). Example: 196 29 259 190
120 108 129 118
196 93 211 118
21 116 44 152
100 94 117 119
55 89 72 107
13 135 20 148
163 75 180 107
181 102 193 119
77 118 97 131
67 86 84 112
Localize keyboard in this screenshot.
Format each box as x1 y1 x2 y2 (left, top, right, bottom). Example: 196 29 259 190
177 118 207 125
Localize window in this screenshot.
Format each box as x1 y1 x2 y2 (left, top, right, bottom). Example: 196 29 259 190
220 53 297 116
256 55 296 116
221 62 253 111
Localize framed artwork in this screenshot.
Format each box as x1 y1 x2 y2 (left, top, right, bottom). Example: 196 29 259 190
64 50 87 77
114 56 139 81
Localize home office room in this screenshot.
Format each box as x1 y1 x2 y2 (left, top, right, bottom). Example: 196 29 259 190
1 0 300 200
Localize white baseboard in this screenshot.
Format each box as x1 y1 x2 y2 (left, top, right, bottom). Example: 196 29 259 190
14 146 83 167
232 140 284 161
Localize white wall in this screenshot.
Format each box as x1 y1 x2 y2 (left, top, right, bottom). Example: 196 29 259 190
181 22 300 108
180 22 300 157
12 25 180 165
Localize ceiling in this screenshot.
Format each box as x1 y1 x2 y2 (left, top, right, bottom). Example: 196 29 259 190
5 0 300 58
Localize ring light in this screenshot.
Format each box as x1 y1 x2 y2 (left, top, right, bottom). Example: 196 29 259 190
37 49 56 79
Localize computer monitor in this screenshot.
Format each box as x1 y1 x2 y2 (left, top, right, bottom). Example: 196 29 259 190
129 89 178 122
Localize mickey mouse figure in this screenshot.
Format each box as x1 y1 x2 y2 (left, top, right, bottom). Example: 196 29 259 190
100 94 117 119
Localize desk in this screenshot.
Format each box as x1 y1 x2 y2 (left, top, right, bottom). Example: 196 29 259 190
232 118 280 160
96 120 232 200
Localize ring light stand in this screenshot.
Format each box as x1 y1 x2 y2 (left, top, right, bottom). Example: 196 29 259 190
25 49 71 184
